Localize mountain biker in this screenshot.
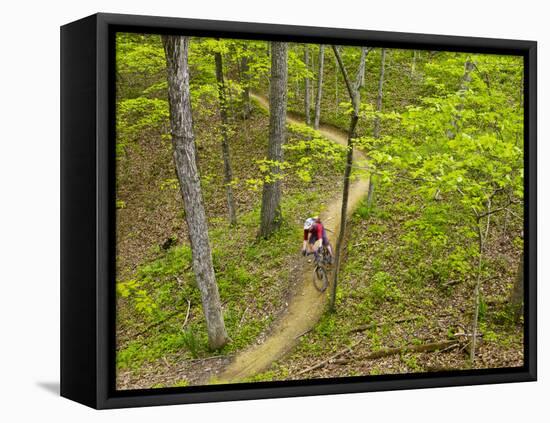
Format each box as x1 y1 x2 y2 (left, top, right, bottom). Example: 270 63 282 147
302 217 333 262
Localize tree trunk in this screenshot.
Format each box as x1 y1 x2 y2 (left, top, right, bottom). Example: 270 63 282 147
304 45 311 126
355 47 369 92
366 174 375 207
240 53 252 119
448 58 475 139
470 218 486 363
329 45 360 312
334 48 339 108
510 253 524 322
360 47 367 87
411 50 417 77
259 42 288 239
470 200 491 363
215 51 238 226
352 47 371 109
313 45 325 130
162 36 228 350
367 49 387 208
373 48 387 139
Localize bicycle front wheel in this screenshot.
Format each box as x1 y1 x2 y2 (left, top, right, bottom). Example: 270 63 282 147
313 266 329 292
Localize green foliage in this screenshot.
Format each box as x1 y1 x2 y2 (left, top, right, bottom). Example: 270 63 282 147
401 354 422 372
240 369 280 383
180 329 202 359
137 246 192 281
478 295 488 322
118 97 169 134
160 178 179 191
315 314 338 338
116 33 165 77
116 279 159 317
117 331 196 370
283 122 346 182
116 97 169 157
173 379 189 387
354 199 373 219
368 271 402 303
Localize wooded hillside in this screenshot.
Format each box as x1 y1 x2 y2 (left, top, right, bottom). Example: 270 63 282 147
115 33 524 389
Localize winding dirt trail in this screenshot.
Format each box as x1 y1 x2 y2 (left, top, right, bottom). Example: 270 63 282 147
214 94 370 383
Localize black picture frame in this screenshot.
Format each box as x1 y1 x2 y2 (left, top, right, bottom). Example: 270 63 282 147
60 12 537 409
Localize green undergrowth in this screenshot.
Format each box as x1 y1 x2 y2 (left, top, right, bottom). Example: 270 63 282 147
117 188 331 372
116 87 348 376
262 176 524 379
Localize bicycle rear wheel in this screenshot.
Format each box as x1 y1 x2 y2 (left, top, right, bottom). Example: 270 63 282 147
313 265 329 292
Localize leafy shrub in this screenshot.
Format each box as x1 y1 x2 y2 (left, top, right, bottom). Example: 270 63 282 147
137 245 192 282
478 296 487 322
355 202 371 219
181 329 202 358
368 271 402 303
117 332 190 370
116 279 159 317
315 314 338 338
173 379 189 387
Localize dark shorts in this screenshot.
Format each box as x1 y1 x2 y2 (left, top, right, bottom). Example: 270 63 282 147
309 229 329 246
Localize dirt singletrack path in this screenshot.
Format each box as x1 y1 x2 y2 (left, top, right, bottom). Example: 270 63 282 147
214 93 370 383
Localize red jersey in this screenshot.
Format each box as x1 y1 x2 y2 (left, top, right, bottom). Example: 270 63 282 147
304 222 324 241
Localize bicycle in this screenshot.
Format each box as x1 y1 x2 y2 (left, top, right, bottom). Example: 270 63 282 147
311 245 332 292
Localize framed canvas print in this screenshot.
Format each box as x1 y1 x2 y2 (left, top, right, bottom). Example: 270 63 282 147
60 13 537 409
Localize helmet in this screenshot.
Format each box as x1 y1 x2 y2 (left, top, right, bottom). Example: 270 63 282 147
304 217 315 230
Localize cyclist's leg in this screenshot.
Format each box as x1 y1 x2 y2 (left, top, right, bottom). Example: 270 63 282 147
311 235 323 261
308 233 318 252
322 229 333 256
305 234 317 262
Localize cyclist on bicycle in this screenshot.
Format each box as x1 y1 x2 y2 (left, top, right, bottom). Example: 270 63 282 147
302 216 333 262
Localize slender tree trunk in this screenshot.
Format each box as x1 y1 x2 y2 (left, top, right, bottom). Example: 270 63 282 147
311 45 316 85
355 47 369 92
352 47 371 112
460 59 475 92
411 50 417 77
329 45 360 312
471 220 484 363
334 49 339 108
259 42 288 239
471 199 492 362
366 175 375 207
240 52 252 119
448 58 475 139
304 45 311 126
510 252 524 322
162 36 228 350
367 49 387 208
314 45 325 130
360 47 367 86
373 49 387 139
215 51 238 226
